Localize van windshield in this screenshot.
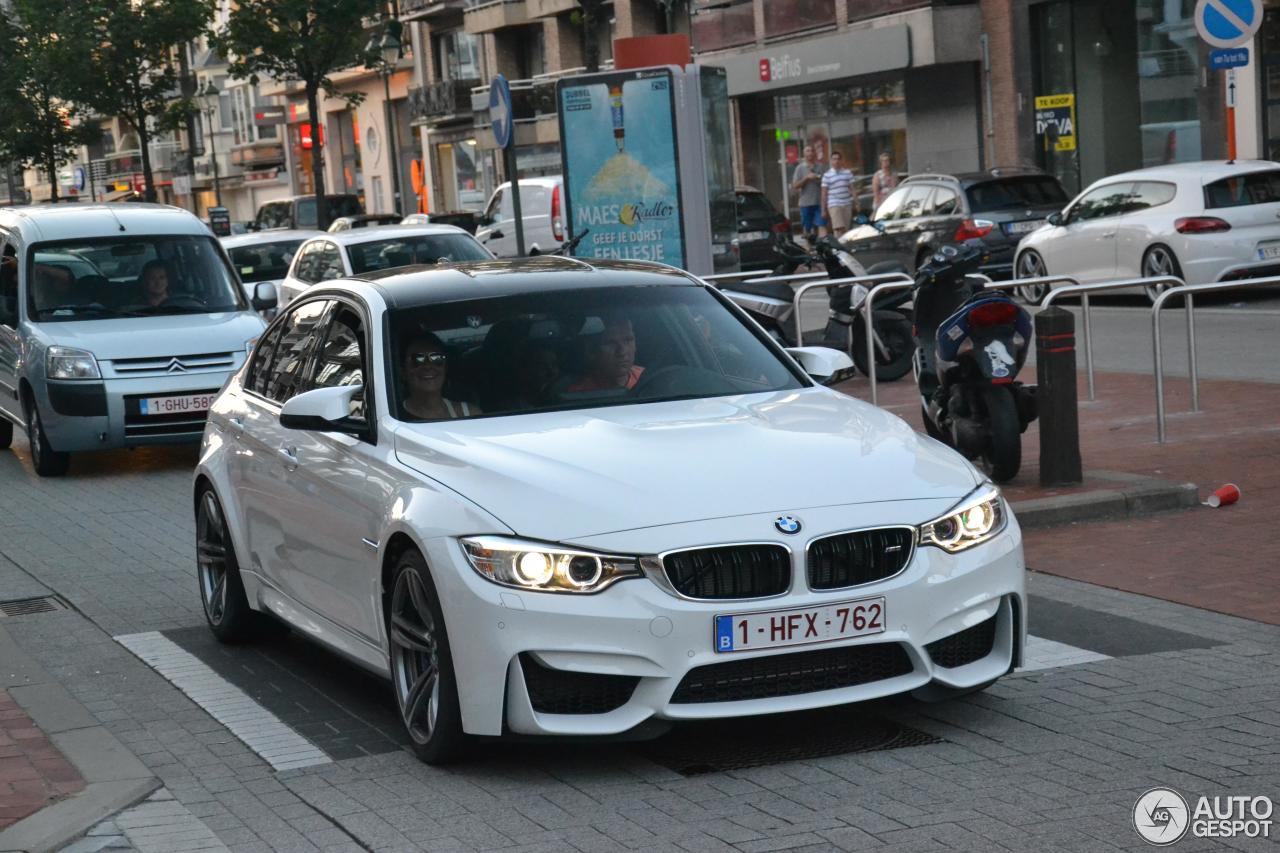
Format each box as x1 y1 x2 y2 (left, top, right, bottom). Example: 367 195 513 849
27 235 247 322
228 239 306 283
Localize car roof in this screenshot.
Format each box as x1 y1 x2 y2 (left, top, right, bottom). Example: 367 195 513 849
220 229 324 248
494 175 563 191
304 224 473 247
1086 160 1278 187
0 203 213 243
312 257 700 310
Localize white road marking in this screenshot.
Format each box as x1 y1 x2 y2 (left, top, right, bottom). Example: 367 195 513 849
65 788 229 853
1021 634 1111 672
115 631 331 771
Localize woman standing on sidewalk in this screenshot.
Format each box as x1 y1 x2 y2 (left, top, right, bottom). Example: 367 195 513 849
872 151 899 211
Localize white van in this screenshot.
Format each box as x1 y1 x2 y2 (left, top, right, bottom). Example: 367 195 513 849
0 205 274 475
475 176 565 257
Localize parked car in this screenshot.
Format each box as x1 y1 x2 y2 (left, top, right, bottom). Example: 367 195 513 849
277 224 492 306
193 256 1026 763
0 204 273 476
476 176 565 256
736 186 789 270
251 194 363 232
328 213 403 233
836 168 1070 281
1015 161 1280 303
220 230 323 311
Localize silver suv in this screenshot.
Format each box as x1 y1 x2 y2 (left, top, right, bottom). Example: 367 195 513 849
0 204 275 475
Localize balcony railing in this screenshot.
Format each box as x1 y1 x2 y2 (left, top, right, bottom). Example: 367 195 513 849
409 78 482 125
400 0 466 21
847 0 975 25
691 0 755 53
463 0 528 34
764 0 835 39
470 65 612 134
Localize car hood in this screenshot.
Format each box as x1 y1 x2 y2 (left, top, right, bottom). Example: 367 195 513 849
31 311 264 360
393 388 981 541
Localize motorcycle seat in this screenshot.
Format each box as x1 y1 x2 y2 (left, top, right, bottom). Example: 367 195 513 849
867 260 909 276
725 280 796 302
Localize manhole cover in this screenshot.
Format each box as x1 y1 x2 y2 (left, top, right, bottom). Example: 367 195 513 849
0 595 67 617
635 704 943 775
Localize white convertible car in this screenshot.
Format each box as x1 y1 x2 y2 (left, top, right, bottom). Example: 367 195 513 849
193 257 1026 763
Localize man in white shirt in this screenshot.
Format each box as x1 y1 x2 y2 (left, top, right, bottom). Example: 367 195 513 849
821 151 857 235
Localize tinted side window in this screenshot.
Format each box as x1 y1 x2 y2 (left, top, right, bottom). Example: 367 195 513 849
317 244 345 280
1070 183 1134 222
1125 182 1177 213
258 202 289 230
1204 170 1280 208
261 299 332 403
928 188 960 217
873 186 910 222
295 199 317 228
292 244 321 284
311 307 365 421
897 186 936 220
484 189 504 224
248 320 286 396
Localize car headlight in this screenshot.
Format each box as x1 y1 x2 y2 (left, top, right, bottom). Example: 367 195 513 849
460 536 642 594
46 346 101 380
918 485 1006 553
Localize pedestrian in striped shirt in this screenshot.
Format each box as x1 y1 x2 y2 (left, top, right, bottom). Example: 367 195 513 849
821 151 857 235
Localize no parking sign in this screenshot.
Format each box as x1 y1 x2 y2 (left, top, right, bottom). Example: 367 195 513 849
1195 0 1262 49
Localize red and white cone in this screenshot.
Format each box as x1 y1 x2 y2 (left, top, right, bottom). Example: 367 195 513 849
1203 484 1241 508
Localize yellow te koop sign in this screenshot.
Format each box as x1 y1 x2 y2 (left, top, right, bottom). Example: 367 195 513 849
1035 94 1076 152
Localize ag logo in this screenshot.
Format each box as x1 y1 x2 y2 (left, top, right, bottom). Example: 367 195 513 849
1134 788 1190 845
774 515 801 535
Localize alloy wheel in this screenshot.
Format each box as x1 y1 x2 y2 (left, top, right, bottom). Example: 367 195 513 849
1015 253 1048 304
390 568 441 746
197 491 230 626
1143 247 1176 303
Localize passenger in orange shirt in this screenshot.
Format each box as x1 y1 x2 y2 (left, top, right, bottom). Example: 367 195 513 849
567 314 645 392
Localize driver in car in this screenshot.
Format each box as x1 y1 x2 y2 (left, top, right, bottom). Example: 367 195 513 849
567 314 645 392
138 260 172 308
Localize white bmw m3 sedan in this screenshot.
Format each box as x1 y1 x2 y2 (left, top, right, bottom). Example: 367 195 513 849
193 257 1026 763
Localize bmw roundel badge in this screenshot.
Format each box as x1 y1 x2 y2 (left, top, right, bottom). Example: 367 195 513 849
774 515 802 535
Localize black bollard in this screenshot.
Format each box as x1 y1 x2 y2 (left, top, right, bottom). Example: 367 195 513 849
1035 306 1083 487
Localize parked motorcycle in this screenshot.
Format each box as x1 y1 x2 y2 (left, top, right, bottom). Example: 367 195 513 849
718 233 915 380
912 242 1038 483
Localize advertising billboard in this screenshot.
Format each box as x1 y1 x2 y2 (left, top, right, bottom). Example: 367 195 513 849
558 69 686 268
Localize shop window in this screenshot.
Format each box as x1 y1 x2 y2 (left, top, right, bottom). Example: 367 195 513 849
764 0 835 39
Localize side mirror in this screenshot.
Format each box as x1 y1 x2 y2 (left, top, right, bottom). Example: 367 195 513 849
786 346 855 386
251 282 278 313
279 385 365 434
1047 211 1064 227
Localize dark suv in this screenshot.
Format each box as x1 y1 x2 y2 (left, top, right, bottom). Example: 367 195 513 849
251 194 363 231
837 169 1069 279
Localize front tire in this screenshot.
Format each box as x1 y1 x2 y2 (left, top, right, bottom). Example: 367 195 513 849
196 487 259 643
980 385 1021 483
24 399 69 477
1014 251 1049 304
852 315 914 381
387 550 467 764
1142 244 1183 304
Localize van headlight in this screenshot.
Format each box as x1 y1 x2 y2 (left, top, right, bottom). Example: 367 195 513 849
460 536 642 593
46 346 101 380
918 485 1006 553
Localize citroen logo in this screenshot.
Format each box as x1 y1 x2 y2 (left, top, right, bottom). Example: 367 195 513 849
165 358 187 374
774 515 802 535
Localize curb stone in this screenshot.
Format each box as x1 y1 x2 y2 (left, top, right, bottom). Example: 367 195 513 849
1011 472 1198 529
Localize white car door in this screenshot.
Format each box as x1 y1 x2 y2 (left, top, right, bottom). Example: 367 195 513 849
475 187 515 257
1113 181 1178 279
1041 182 1132 282
0 242 21 426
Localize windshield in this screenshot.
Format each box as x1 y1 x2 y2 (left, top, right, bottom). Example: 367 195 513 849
28 235 246 322
388 285 806 421
966 177 1069 213
228 239 305 283
348 235 490 274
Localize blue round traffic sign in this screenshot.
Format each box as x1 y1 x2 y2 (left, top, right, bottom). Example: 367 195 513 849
72 166 85 192
489 74 514 151
1195 0 1263 49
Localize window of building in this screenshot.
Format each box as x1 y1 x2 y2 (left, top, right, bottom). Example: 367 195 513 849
435 29 483 82
691 0 755 52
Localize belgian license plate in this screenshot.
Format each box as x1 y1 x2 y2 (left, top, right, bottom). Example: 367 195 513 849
138 393 216 416
714 597 886 654
1258 244 1280 260
740 230 770 242
1004 220 1043 235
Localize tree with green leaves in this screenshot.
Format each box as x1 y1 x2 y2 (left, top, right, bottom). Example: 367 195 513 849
81 0 215 203
214 0 385 229
0 0 101 202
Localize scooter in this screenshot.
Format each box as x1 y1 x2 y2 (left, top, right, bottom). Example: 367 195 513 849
718 233 915 380
912 242 1037 483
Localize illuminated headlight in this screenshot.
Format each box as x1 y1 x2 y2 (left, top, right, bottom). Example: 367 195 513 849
460 536 642 593
918 485 1006 553
46 346 101 380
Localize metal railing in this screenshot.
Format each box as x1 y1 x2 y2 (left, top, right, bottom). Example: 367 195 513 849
1152 275 1280 443
861 278 916 406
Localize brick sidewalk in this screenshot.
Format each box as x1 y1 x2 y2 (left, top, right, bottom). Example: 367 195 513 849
837 369 1280 626
0 689 85 829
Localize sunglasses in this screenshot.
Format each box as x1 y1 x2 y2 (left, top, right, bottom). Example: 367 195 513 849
409 351 448 366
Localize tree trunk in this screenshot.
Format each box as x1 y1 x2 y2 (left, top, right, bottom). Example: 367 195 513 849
136 117 156 203
306 84 327 230
581 1 602 73
45 151 58 202
177 43 200 214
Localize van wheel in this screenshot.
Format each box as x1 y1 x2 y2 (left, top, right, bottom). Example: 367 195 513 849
24 399 69 477
0 418 12 450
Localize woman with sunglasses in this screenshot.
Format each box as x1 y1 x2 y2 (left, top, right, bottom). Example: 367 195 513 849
402 332 481 420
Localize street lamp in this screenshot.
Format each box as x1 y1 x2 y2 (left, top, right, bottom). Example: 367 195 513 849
198 79 223 209
366 23 403 215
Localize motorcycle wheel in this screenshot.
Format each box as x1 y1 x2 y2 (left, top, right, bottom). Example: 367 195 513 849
852 315 914 382
980 385 1021 483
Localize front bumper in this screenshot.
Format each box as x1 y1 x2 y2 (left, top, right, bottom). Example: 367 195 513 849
37 367 242 452
420 505 1026 737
